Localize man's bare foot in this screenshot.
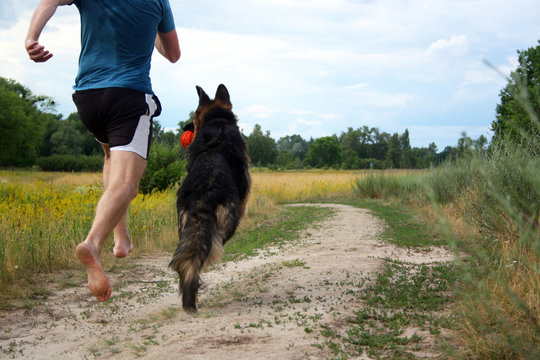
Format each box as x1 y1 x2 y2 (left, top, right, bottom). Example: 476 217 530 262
75 242 112 302
113 237 134 258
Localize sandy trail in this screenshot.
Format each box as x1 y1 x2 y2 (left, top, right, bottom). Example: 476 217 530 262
0 204 454 359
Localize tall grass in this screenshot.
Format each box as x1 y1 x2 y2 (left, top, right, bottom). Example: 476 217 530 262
353 171 427 201
0 167 423 301
0 173 177 297
252 168 416 203
448 141 540 359
0 170 284 300
353 140 540 359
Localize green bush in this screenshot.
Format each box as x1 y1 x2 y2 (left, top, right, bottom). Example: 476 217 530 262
36 154 103 172
139 142 186 194
354 173 426 201
356 158 385 169
448 138 540 359
426 157 481 204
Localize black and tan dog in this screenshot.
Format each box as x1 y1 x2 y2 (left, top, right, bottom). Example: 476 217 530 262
170 84 251 312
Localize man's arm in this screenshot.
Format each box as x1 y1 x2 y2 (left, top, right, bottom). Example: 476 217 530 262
25 0 74 63
155 29 181 63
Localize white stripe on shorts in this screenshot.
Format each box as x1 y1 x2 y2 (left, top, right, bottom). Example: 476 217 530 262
110 94 157 159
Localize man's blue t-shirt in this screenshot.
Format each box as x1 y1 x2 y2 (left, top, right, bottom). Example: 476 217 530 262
72 0 175 94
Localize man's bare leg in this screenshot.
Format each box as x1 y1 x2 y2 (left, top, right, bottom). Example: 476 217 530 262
101 145 134 258
76 150 147 301
112 212 133 258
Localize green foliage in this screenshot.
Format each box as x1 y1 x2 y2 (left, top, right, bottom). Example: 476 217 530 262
411 142 438 168
447 138 539 359
354 173 428 203
222 206 333 262
275 134 309 168
399 129 412 168
463 139 539 241
492 41 540 146
305 136 343 168
0 76 491 171
355 198 446 247
318 241 456 359
36 154 103 172
246 124 278 166
385 133 401 168
426 157 481 204
0 77 56 166
353 133 540 358
139 142 186 194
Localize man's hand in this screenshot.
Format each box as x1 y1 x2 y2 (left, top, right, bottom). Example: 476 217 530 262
25 40 53 63
25 0 74 63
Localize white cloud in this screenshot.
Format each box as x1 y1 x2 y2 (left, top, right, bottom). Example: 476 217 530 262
2 0 540 148
239 105 275 119
426 35 469 58
352 88 414 109
344 83 368 90
289 109 336 120
285 117 325 138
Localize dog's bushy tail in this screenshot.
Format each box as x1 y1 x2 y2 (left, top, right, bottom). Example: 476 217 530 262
169 208 224 312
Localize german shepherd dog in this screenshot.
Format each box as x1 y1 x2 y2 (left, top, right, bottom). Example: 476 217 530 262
169 84 251 312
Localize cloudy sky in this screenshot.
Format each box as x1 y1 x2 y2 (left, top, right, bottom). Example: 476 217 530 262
1 0 539 149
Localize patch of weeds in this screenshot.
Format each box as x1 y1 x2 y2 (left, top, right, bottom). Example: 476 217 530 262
286 290 312 305
159 306 180 320
349 199 446 247
80 309 92 319
223 206 334 262
88 345 101 358
143 335 159 346
363 260 457 312
104 336 121 346
316 260 457 359
130 343 147 355
282 258 307 268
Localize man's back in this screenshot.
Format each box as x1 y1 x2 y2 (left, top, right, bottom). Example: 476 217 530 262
73 0 175 94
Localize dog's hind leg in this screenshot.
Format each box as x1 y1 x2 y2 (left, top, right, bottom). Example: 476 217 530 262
169 209 215 312
216 203 240 246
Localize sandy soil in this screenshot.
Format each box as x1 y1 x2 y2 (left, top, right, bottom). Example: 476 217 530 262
0 204 454 359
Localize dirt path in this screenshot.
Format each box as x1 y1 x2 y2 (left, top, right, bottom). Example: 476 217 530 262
0 204 454 359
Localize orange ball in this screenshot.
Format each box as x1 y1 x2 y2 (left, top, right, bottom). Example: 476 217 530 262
180 130 194 148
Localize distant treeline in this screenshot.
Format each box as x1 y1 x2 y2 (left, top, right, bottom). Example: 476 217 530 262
1 36 538 173
0 76 486 171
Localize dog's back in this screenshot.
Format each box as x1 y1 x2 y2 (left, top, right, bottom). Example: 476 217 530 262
170 84 250 312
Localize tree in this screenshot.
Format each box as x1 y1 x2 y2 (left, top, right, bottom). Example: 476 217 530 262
275 134 308 168
411 142 437 168
491 41 540 145
385 133 401 168
276 134 309 160
246 124 278 166
0 77 55 166
152 119 164 140
304 136 343 168
39 112 102 157
372 130 390 161
399 129 412 168
50 119 83 155
339 128 361 169
177 111 195 136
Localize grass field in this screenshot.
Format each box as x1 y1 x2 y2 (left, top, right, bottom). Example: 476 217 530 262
0 169 369 298
1 156 538 359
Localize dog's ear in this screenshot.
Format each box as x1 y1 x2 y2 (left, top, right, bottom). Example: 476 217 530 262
215 84 231 106
196 85 211 106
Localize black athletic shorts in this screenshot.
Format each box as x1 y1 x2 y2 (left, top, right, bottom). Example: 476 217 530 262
72 88 162 159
